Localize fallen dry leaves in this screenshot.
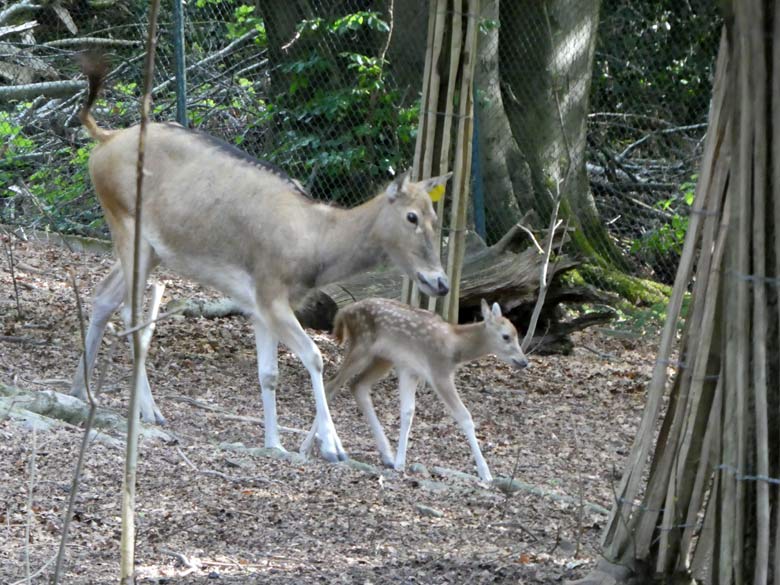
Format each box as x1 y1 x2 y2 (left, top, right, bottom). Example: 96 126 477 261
0 238 656 583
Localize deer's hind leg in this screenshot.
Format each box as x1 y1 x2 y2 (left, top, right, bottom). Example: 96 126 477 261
71 261 125 402
393 369 420 472
253 323 284 451
350 358 394 467
114 236 163 424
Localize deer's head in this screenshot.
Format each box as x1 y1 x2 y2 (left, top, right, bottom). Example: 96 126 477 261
480 299 528 370
376 171 452 297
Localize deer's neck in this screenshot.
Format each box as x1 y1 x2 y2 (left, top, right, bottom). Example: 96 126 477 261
452 322 489 365
312 195 387 287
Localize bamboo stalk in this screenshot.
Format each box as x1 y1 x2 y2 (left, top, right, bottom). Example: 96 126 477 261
602 28 732 561
690 374 723 581
426 0 462 314
654 190 730 571
677 376 722 573
772 0 780 581
715 22 749 580
442 0 479 323
420 0 447 182
748 1 770 582
402 0 440 306
731 6 753 580
405 0 448 308
651 114 731 568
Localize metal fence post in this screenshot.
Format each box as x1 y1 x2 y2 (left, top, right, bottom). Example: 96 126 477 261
172 0 187 126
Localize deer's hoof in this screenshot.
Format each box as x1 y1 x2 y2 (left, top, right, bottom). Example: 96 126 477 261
140 410 166 426
320 447 348 463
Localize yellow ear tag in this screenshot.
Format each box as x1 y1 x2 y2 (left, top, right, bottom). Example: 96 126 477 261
429 184 445 203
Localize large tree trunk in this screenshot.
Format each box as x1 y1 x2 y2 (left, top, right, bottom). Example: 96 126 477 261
473 0 528 239
494 0 630 269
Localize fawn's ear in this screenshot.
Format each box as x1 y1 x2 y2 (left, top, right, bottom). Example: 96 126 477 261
480 298 492 321
491 302 502 318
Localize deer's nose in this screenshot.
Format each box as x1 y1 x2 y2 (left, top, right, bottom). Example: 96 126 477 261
437 276 449 295
512 357 529 370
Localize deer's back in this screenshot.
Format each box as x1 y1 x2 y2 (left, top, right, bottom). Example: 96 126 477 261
338 299 452 375
89 122 327 298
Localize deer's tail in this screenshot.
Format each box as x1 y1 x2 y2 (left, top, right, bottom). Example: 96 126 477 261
332 310 350 345
79 53 113 143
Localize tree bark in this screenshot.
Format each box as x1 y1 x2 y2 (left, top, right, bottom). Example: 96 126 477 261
473 0 529 240
494 0 629 269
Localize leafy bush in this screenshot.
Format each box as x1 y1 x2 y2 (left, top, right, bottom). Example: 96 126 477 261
630 177 696 281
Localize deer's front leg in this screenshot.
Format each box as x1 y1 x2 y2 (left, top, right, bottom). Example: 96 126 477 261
254 324 285 452
269 301 347 463
433 376 492 482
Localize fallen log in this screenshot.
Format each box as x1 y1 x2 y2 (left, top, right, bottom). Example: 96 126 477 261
0 383 174 443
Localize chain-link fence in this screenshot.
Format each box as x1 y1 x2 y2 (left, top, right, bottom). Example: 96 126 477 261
0 0 721 293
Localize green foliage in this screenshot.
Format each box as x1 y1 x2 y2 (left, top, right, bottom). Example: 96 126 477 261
593 0 720 129
607 294 691 338
226 5 265 41
258 10 417 203
630 176 696 271
0 104 103 232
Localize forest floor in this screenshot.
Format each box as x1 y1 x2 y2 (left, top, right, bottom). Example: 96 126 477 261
0 236 660 584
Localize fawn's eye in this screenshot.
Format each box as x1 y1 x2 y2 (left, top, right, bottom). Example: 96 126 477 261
502 334 511 342
406 212 418 225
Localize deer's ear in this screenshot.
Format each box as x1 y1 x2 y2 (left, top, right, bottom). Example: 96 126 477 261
491 302 502 318
480 298 491 321
419 172 453 193
386 170 411 203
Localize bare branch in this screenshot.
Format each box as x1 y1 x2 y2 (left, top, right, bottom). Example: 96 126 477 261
0 20 37 39
52 274 115 584
43 37 141 48
0 80 86 100
120 0 162 580
152 29 259 95
0 0 41 26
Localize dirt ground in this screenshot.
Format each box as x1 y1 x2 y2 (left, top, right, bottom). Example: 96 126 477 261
0 236 656 584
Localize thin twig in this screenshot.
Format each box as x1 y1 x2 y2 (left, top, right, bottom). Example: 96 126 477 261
121 0 162 580
53 276 115 584
115 304 184 338
2 231 23 318
175 445 270 485
515 224 544 254
9 553 56 585
0 335 46 346
158 547 198 571
572 422 584 558
167 395 306 435
24 426 36 585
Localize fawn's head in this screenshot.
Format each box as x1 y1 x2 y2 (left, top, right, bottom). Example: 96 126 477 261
480 299 528 370
375 171 452 297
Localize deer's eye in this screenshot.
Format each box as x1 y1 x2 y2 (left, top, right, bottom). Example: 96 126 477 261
406 212 418 225
502 334 511 342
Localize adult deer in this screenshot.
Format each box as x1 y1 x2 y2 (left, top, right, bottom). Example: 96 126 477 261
301 298 528 480
70 59 451 462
